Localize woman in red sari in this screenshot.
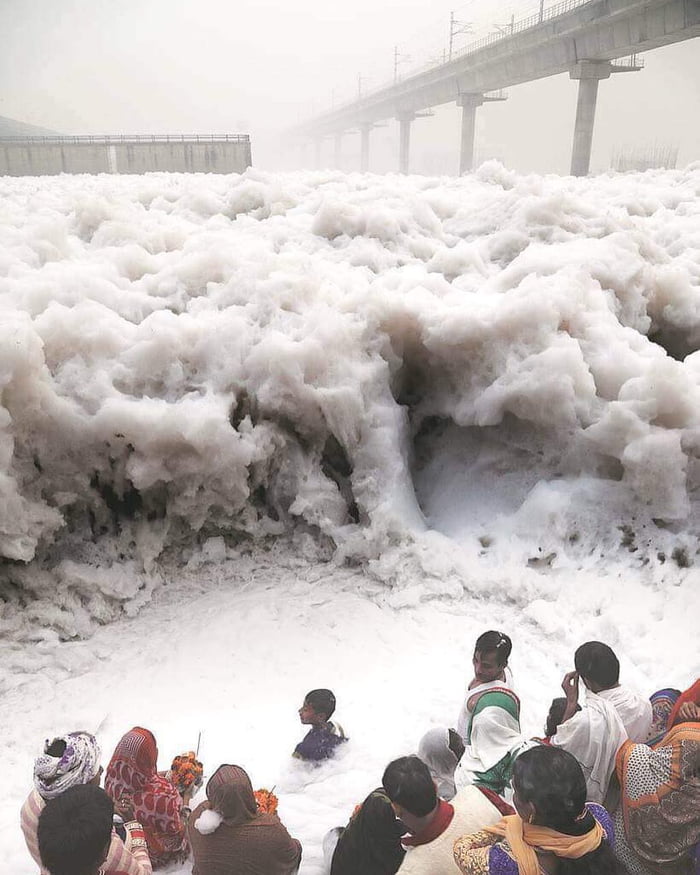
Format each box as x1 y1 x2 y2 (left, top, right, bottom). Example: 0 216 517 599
105 727 189 869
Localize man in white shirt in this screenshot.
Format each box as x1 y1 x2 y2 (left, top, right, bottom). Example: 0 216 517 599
551 641 652 803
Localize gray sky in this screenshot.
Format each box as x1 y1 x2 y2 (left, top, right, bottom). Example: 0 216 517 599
1 0 699 174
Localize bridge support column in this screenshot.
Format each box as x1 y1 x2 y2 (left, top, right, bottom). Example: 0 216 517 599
397 113 414 174
457 94 484 175
314 139 322 169
360 124 372 172
334 133 343 168
569 61 611 177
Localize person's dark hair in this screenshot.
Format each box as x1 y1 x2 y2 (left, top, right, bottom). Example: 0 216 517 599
382 756 437 817
574 642 619 689
447 728 465 762
305 688 336 719
475 631 512 666
546 697 581 738
38 784 113 875
45 738 68 758
513 746 624 874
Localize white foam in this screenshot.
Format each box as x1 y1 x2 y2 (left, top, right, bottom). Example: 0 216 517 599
0 164 698 649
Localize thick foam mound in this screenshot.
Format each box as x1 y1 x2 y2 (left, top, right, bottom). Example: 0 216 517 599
1 164 699 639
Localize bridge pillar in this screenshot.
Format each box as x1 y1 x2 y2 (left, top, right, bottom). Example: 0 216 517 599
334 133 343 168
569 61 612 177
397 113 414 174
360 124 372 172
314 139 322 169
457 94 484 175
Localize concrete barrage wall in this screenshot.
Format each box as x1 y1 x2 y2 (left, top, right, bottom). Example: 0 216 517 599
0 135 252 176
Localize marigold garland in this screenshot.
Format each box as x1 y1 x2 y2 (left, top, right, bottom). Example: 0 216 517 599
169 751 204 794
254 788 278 814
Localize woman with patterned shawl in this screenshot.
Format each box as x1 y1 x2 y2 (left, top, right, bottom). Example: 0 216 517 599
453 745 622 875
454 631 524 796
188 764 302 875
105 727 189 869
613 720 700 875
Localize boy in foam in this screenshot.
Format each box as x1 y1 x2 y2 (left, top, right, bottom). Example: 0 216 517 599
293 688 347 762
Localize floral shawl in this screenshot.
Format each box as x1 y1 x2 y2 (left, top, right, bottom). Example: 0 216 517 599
616 722 700 870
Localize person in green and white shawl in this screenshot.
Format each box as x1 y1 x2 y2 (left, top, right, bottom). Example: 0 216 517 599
454 631 527 796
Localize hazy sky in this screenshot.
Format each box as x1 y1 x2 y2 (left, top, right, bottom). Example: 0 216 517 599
1 0 699 174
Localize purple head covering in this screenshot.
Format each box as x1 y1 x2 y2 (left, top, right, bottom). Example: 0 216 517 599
33 731 102 800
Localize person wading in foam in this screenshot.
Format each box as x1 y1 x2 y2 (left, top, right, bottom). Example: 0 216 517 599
293 688 347 762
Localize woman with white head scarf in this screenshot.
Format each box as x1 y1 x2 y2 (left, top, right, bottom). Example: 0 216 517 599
418 728 465 801
21 731 151 875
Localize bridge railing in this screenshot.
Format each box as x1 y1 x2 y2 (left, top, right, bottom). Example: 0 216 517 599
0 134 251 145
613 53 645 68
321 0 599 117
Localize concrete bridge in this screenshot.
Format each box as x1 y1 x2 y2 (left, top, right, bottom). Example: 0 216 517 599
295 0 700 175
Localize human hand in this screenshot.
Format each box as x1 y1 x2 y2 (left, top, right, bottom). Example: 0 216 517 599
677 701 700 723
115 795 135 821
561 671 580 704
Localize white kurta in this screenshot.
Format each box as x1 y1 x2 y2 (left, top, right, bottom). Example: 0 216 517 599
551 691 628 803
597 685 653 742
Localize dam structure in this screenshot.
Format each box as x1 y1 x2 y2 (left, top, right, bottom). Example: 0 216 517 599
295 0 700 175
0 134 252 176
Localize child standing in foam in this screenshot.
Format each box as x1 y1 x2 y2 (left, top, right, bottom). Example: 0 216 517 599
293 688 347 762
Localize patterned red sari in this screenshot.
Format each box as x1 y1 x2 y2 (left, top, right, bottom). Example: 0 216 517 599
105 727 188 868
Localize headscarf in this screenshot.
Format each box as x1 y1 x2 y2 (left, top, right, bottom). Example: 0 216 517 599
33 731 101 800
484 812 604 875
418 728 459 800
648 688 681 740
105 726 158 795
206 765 257 826
188 764 302 875
105 727 187 866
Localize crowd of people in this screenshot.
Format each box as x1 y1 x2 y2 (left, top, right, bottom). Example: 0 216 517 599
20 634 699 875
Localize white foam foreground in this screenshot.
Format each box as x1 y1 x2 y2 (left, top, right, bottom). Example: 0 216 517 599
1 165 699 872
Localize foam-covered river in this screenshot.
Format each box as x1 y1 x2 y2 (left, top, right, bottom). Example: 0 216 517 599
2 165 698 871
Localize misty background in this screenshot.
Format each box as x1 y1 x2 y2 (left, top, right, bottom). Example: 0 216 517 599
1 0 699 174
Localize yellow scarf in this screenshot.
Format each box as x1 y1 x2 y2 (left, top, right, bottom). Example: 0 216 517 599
484 814 604 875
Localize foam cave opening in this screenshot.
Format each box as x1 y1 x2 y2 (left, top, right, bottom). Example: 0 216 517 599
407 408 697 571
